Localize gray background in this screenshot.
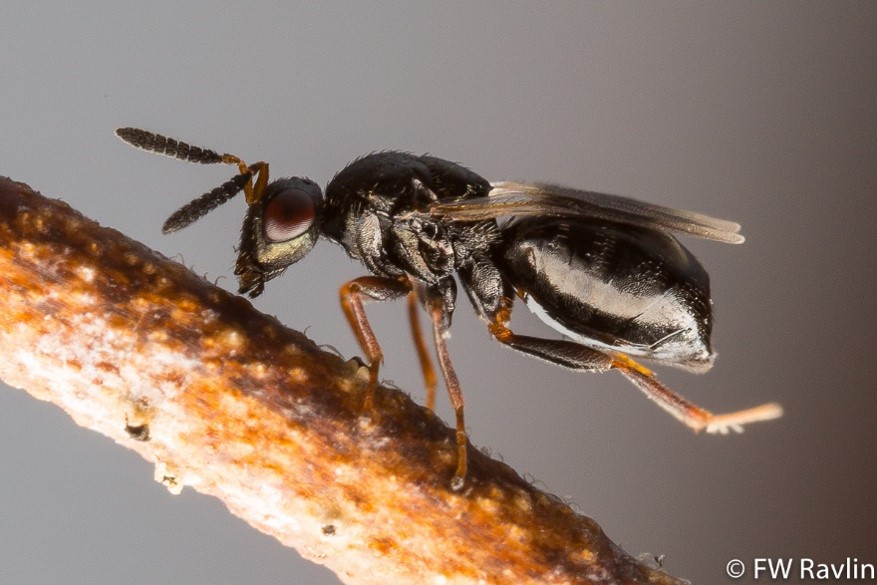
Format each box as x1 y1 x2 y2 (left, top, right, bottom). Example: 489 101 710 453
2 3 875 584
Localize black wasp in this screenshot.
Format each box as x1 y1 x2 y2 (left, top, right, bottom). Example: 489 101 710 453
116 128 782 487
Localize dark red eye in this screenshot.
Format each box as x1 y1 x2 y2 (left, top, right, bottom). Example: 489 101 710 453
263 188 315 242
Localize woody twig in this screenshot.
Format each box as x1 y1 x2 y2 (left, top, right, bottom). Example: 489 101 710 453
0 176 684 585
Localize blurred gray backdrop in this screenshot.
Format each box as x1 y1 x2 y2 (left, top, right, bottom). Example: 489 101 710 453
2 3 875 584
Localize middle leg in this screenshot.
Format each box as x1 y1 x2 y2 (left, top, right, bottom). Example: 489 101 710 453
407 287 438 411
422 290 469 489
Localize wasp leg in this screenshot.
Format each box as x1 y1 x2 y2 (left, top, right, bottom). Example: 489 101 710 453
423 295 468 489
339 276 412 410
487 307 614 371
488 314 782 434
407 289 438 411
613 361 783 433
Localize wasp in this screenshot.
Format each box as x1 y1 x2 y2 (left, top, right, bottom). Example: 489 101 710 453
116 127 782 487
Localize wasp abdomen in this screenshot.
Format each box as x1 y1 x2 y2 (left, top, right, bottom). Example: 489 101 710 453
501 217 714 370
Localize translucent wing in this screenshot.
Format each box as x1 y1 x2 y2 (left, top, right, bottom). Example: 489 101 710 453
429 181 744 244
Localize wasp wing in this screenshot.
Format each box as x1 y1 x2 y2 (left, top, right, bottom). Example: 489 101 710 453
429 181 744 244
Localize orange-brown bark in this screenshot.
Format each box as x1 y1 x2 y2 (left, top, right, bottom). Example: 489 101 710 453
0 176 684 585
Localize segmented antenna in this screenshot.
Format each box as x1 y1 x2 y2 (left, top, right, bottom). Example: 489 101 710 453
115 127 226 165
116 127 266 232
162 172 251 233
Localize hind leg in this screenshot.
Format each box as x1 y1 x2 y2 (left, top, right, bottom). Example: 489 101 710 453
486 307 782 433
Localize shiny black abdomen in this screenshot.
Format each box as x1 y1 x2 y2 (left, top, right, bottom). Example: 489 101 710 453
500 216 715 369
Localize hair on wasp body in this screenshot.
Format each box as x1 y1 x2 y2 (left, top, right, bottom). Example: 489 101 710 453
116 127 782 489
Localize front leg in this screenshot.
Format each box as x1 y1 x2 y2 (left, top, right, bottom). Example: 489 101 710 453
339 276 412 409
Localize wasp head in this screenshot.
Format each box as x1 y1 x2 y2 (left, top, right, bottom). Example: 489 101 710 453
235 177 324 297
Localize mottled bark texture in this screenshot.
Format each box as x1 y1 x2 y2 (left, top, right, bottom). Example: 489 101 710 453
0 177 685 585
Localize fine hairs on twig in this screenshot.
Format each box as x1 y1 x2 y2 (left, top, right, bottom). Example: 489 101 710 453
0 176 686 585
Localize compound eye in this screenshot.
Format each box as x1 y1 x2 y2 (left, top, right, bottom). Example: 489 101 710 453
263 188 315 242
